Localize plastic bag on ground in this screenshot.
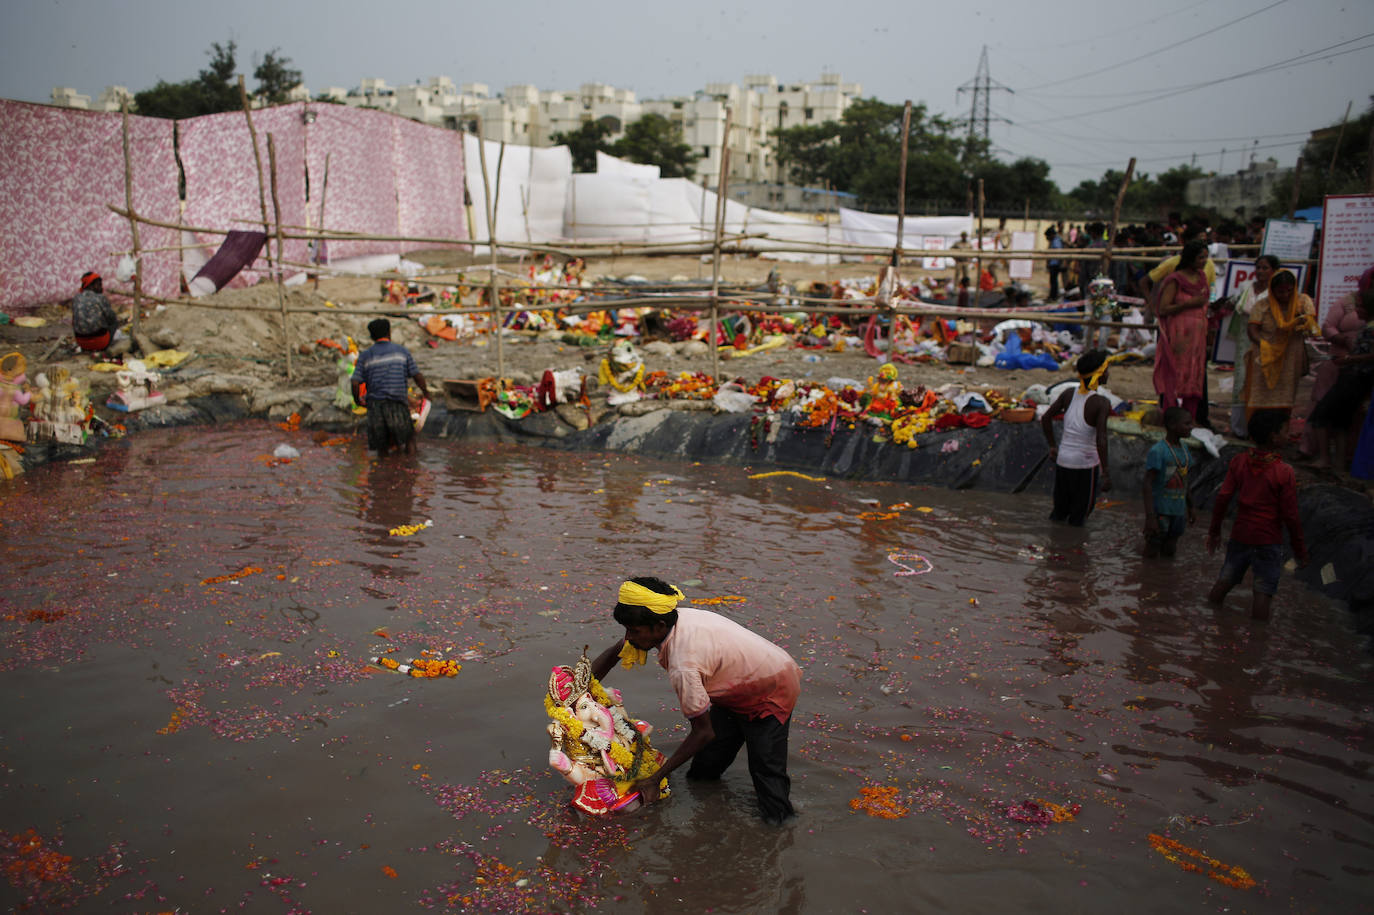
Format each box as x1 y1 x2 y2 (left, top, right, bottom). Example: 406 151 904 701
712 384 756 413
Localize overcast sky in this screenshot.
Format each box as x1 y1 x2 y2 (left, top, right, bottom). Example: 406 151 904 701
3 0 1371 190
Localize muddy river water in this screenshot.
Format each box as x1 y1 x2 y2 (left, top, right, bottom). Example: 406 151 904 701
1 422 1370 913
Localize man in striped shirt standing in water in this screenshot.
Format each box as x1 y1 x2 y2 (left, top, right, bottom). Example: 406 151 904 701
351 318 431 457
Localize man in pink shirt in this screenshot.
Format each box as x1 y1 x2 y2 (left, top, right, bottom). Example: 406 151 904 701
591 576 802 823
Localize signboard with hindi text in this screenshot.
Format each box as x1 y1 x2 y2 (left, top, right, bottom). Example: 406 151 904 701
1261 219 1317 262
921 236 949 270
1316 194 1374 323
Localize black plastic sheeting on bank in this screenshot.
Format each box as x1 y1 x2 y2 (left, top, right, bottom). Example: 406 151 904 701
14 394 1374 632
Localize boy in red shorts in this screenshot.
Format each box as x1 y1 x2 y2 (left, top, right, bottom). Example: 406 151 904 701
1205 409 1309 620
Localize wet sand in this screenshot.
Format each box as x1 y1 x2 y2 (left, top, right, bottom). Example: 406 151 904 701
1 424 1371 912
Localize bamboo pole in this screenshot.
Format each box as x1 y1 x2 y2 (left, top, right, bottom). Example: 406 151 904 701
709 108 734 382
475 119 505 380
119 99 144 344
825 179 833 283
975 179 985 291
1368 116 1374 192
238 75 272 276
110 208 1292 266
1327 100 1352 184
894 101 912 265
113 284 1151 332
1102 157 1136 276
267 134 293 381
314 150 331 289
1288 156 1303 219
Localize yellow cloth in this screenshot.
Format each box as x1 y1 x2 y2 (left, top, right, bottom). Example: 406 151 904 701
1078 353 1123 393
618 580 684 615
618 640 649 669
143 349 190 368
1148 255 1216 288
1254 283 1314 390
90 362 124 373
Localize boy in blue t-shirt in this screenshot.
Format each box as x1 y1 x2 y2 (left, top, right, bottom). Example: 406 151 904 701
1142 406 1196 557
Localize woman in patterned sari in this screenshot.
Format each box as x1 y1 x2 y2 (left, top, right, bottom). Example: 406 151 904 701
1152 240 1212 421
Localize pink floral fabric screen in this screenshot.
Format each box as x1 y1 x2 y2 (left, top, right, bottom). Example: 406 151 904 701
391 117 468 251
179 107 309 284
303 105 401 262
0 100 180 309
0 99 468 308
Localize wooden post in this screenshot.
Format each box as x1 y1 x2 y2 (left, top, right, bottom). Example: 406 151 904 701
238 76 271 274
1367 119 1374 192
475 118 505 381
119 99 144 344
824 178 833 283
1288 156 1303 219
894 101 912 266
492 141 507 236
975 179 985 290
1327 99 1352 185
1103 157 1136 275
709 108 734 383
314 151 331 291
697 178 707 280
267 134 292 381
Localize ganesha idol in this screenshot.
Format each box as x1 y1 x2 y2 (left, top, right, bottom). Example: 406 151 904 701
544 649 667 816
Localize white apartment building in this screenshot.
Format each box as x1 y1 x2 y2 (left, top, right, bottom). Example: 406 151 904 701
49 85 135 111
50 87 91 108
334 73 858 185
48 72 859 188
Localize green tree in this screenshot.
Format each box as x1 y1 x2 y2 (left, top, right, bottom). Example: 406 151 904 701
607 114 700 179
1149 163 1206 213
1066 163 1207 219
773 98 985 209
551 120 614 173
972 156 1058 210
254 49 302 105
134 39 240 119
1267 96 1373 214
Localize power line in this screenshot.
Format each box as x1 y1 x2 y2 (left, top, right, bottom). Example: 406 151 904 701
991 115 1312 147
1026 31 1374 100
1017 0 1291 92
1016 36 1374 126
1034 138 1306 170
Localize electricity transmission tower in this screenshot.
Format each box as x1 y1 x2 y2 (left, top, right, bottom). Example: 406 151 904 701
956 46 1012 161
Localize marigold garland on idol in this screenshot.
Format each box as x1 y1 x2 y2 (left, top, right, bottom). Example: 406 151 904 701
544 647 667 815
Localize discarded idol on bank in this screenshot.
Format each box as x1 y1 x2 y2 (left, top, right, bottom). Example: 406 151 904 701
106 359 166 412
0 352 31 443
27 368 91 445
544 647 667 815
597 340 645 406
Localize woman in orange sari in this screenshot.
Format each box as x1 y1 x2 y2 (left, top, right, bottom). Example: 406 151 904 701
1245 269 1316 419
1152 240 1212 421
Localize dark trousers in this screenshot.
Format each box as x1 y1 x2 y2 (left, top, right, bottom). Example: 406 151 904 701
687 705 794 821
1049 464 1099 526
1048 265 1062 300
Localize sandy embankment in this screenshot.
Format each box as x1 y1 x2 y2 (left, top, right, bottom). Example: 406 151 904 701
3 251 1219 424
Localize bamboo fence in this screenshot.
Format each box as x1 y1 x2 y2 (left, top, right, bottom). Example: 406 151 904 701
106 124 1314 384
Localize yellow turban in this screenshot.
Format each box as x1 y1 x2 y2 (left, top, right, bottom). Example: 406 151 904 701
618 580 684 615
615 580 685 668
